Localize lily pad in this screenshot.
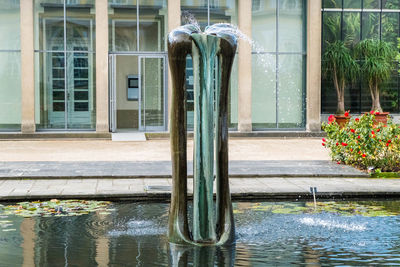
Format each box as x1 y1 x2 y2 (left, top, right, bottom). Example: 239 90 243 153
0 199 113 218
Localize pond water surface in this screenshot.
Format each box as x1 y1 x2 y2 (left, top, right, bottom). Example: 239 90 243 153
1 200 400 266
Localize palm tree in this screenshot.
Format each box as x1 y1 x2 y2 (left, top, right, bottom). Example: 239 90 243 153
322 41 359 115
356 39 395 112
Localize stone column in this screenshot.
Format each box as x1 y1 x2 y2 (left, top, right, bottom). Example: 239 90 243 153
96 0 109 132
237 0 252 132
306 0 322 132
20 0 35 133
167 0 181 131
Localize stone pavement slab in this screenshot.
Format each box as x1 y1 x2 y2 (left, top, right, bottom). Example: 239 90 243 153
0 160 367 179
0 177 399 201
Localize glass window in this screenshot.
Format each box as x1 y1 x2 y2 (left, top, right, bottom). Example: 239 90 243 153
34 0 64 51
278 0 305 53
0 1 20 50
343 12 360 48
109 0 167 52
252 0 276 52
0 1 21 131
210 0 237 24
381 12 399 46
361 12 380 40
323 0 342 8
363 0 380 9
181 0 208 28
139 0 167 51
252 0 306 129
251 54 276 128
384 0 400 9
0 52 21 130
344 0 361 9
322 12 341 50
66 2 95 51
277 54 305 128
34 0 96 130
321 5 400 114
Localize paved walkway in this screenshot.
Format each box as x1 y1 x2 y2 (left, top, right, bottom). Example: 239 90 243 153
0 138 329 161
0 160 367 179
1 138 397 201
1 177 399 201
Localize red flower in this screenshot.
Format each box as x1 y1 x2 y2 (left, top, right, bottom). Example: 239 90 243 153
337 162 340 165
350 148 353 152
322 143 325 146
355 118 359 122
371 130 375 135
342 142 348 146
328 115 335 123
350 129 355 133
370 110 374 115
357 135 361 139
375 111 380 115
386 143 389 147
377 129 380 132
362 153 366 158
322 138 326 142
344 111 349 117
336 142 339 146
388 139 392 143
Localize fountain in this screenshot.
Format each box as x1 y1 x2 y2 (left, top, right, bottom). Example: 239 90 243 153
168 23 238 246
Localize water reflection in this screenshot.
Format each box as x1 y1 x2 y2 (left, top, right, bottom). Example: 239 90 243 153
1 201 400 266
169 243 236 267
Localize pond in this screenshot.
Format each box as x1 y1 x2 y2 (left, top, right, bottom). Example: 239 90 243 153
1 200 400 266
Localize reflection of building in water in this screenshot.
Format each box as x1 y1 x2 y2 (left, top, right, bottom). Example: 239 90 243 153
1 0 329 136
21 218 35 267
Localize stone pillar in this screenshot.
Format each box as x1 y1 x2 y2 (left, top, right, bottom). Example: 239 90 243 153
20 0 35 133
306 0 322 132
96 0 109 132
167 0 181 131
237 0 252 132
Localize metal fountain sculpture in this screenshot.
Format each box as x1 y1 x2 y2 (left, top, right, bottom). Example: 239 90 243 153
168 23 238 246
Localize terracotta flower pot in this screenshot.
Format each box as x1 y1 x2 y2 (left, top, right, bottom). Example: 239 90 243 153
373 112 390 125
334 115 350 128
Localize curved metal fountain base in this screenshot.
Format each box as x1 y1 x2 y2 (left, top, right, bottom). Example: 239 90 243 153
168 24 237 246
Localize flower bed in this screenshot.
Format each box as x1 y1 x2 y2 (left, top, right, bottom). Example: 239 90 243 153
322 112 400 172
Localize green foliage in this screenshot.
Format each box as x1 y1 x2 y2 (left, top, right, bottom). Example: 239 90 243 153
323 41 359 83
356 39 395 85
322 41 359 114
322 112 400 172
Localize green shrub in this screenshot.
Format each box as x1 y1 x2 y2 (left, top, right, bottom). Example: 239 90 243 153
322 112 400 172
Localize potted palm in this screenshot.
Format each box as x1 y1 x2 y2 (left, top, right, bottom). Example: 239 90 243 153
356 39 395 124
322 41 359 127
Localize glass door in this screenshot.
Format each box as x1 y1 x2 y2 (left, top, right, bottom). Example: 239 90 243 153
109 54 166 132
139 56 166 131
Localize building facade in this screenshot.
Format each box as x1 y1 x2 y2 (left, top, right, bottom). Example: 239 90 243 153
0 0 323 135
